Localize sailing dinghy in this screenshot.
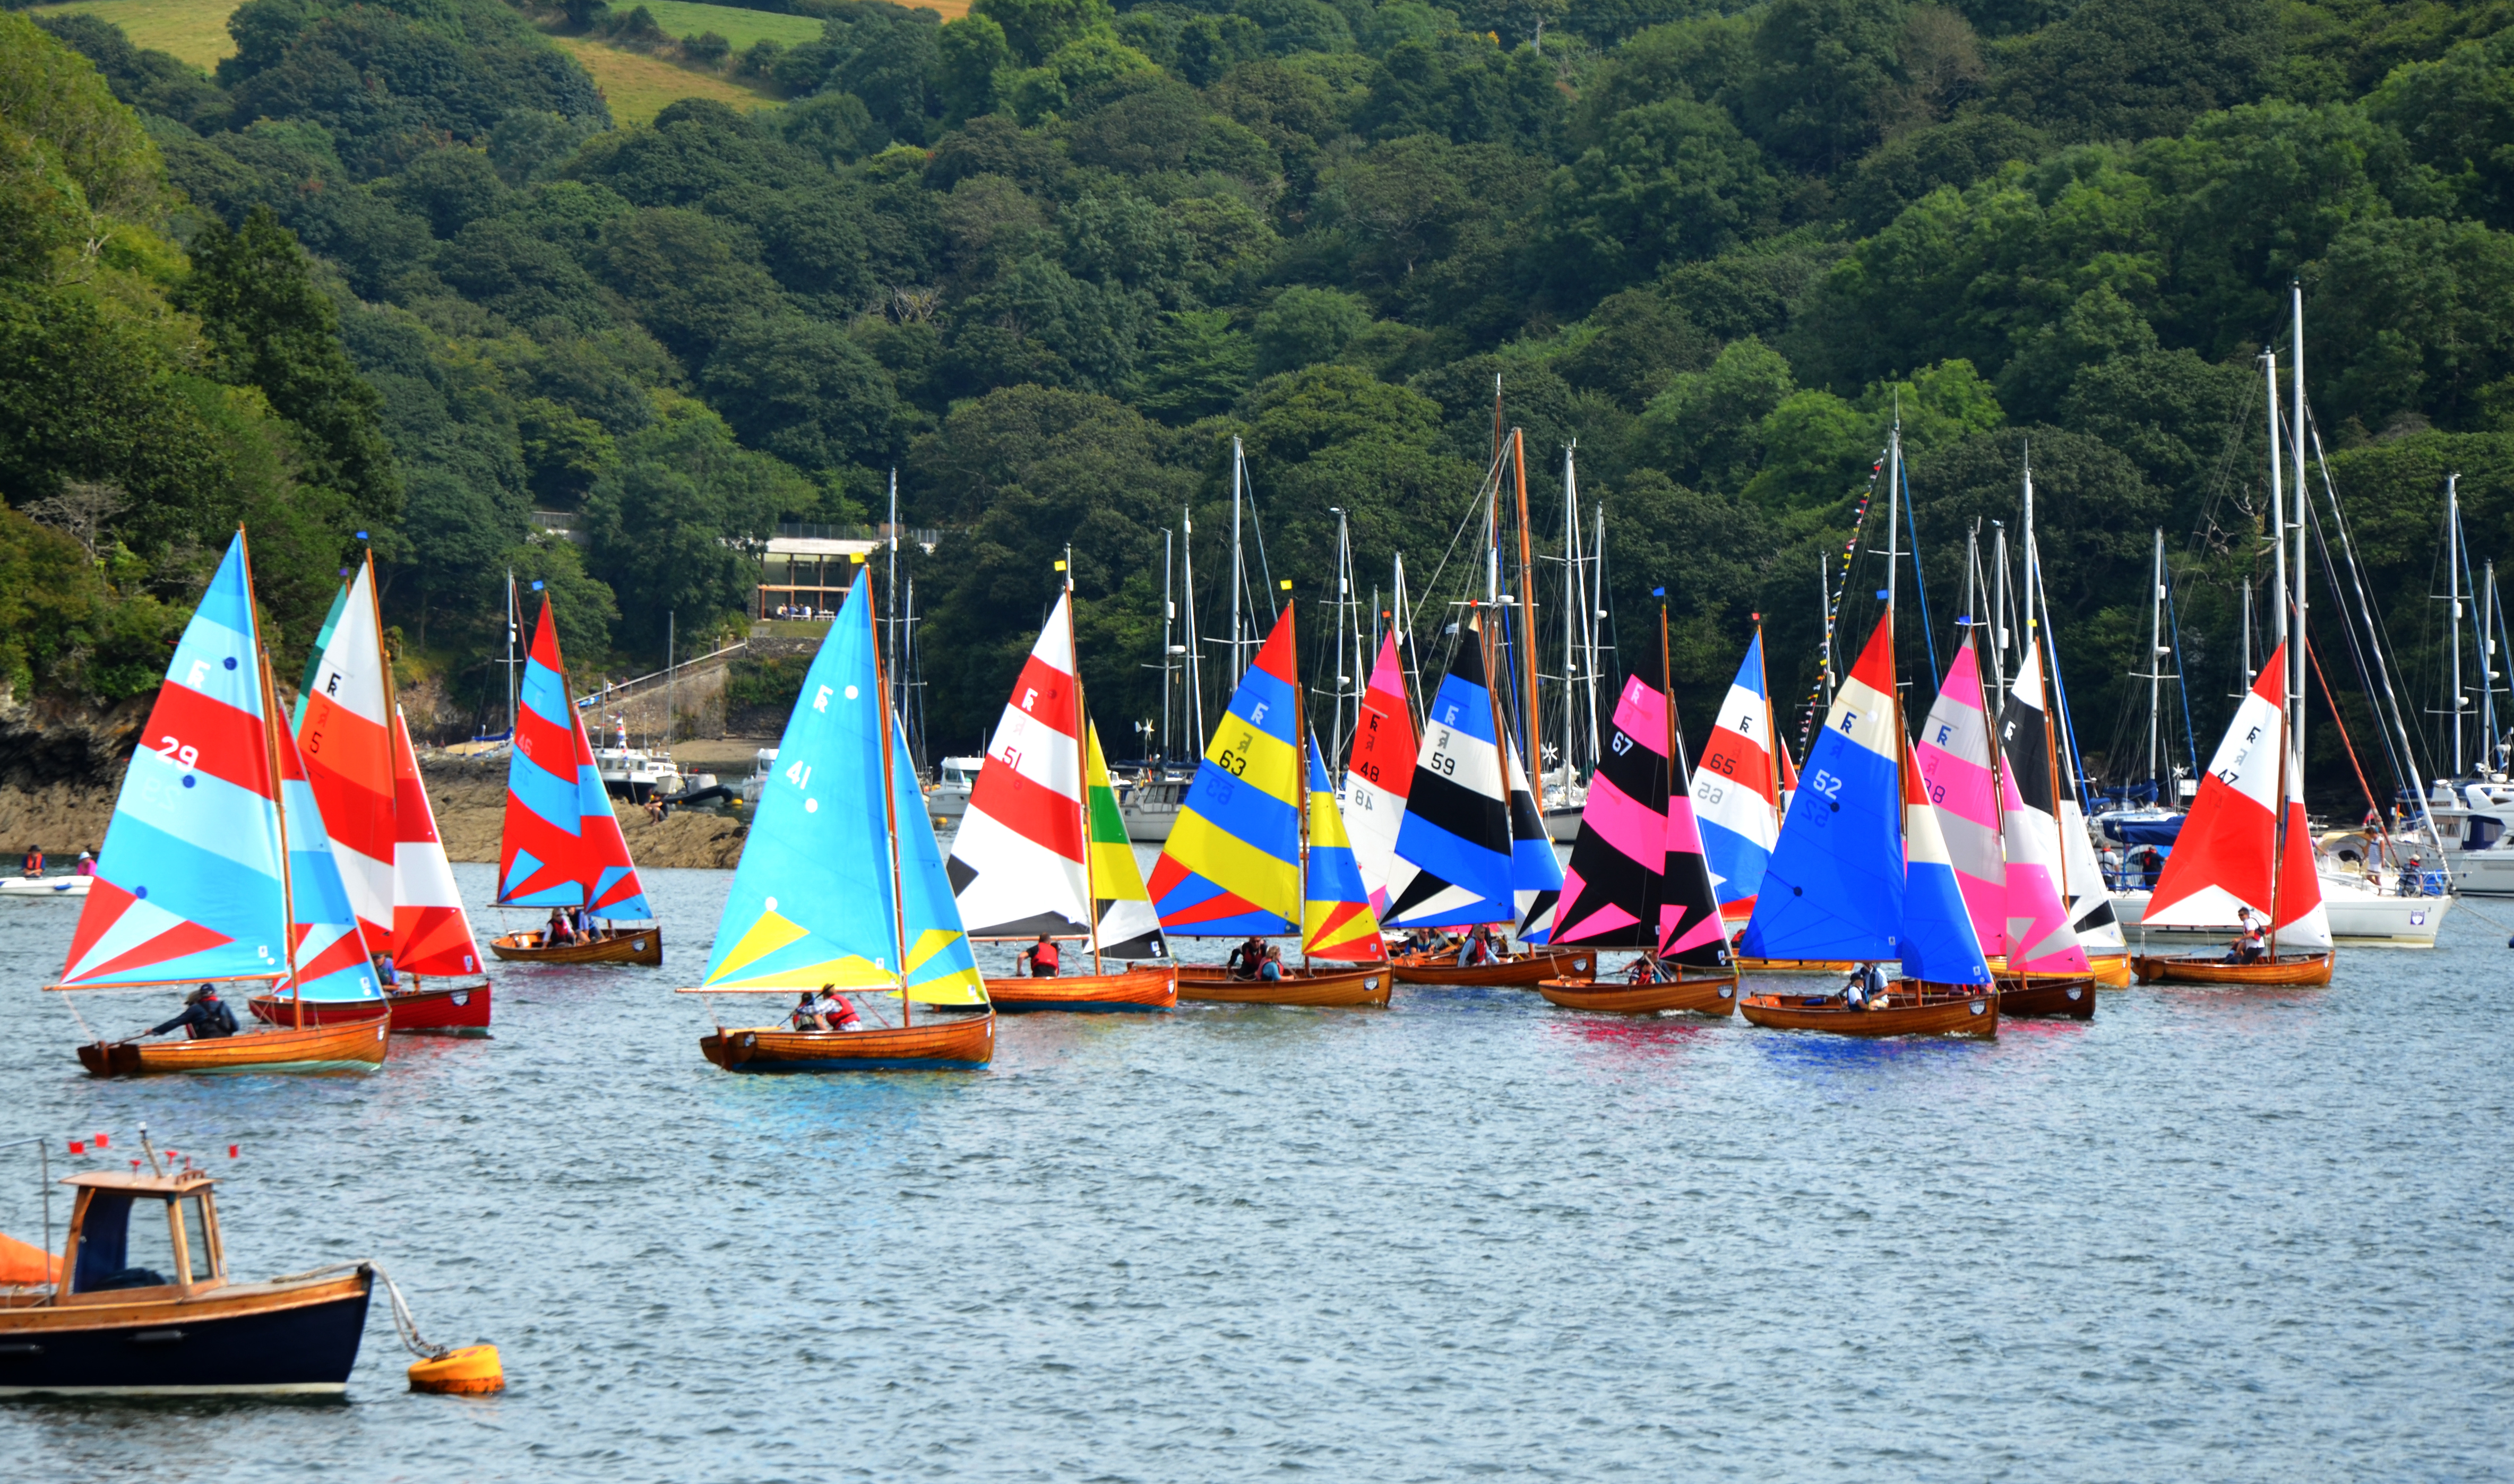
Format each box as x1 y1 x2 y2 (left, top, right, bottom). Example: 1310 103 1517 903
251 556 492 1032
488 598 660 965
948 580 1176 1011
49 533 392 1075
1693 622 1785 928
2130 642 2334 985
1338 632 1415 918
684 567 993 1069
1539 609 1737 1013
1150 608 1392 1005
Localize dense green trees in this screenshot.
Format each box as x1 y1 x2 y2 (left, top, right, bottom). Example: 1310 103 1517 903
20 0 2514 790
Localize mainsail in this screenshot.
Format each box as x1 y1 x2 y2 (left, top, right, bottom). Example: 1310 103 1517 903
1383 620 1513 928
292 560 396 945
1737 616 1905 963
1552 668 1672 946
948 590 1090 940
1899 746 1992 986
1692 627 1781 918
1302 736 1388 959
1148 609 1303 936
2145 643 2330 948
1339 633 1415 915
1993 642 2090 972
1915 629 2008 952
273 705 386 1004
57 536 292 990
497 600 651 919
700 569 984 1003
1658 729 1729 967
1083 723 1167 959
390 708 483 976
1503 734 1561 943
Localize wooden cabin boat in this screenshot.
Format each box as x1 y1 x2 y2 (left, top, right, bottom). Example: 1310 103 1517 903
0 1168 371 1395
985 963 1177 1013
2130 952 2334 987
1176 962 1390 1006
1390 946 1592 988
490 927 662 965
247 980 492 1035
79 1017 390 1077
1994 972 2098 1019
701 1012 996 1071
1537 965 1739 1015
683 567 995 1072
1740 984 1999 1038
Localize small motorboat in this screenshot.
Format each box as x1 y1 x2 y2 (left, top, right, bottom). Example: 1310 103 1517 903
701 1011 996 1071
247 979 493 1036
1175 962 1390 1006
985 963 1177 1012
1537 964 1739 1015
1390 946 1594 988
1994 972 2098 1019
490 926 661 965
1 874 90 898
78 1017 391 1077
0 1165 372 1394
2130 952 2335 986
1739 983 1999 1038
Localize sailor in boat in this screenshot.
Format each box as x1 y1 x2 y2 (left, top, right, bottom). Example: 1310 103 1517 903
372 952 399 990
144 985 239 1041
1258 945 1284 982
1226 935 1269 979
20 844 41 877
1458 924 1502 967
813 986 859 1030
1841 962 1889 1010
2226 908 2267 964
790 991 827 1031
1020 934 1062 977
73 850 94 877
1624 954 1660 985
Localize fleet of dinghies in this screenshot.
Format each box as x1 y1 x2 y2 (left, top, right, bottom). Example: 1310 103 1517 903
35 330 2432 1075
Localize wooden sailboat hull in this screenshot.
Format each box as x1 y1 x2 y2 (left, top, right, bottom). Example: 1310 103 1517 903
1536 969 1740 1015
1739 985 1998 1038
1732 956 1863 974
1390 947 1595 987
1992 951 2131 988
701 1012 995 1071
984 964 1177 1012
1175 963 1391 1006
2130 952 2335 986
1995 974 2098 1019
246 981 493 1035
78 1018 391 1077
491 928 662 965
0 1270 372 1395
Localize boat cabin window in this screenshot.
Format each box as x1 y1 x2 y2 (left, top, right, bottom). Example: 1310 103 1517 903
71 1192 179 1293
178 1194 217 1284
2472 816 2504 850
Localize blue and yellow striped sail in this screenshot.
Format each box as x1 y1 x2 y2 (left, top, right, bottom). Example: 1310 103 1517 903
1303 735 1387 960
702 568 984 1004
1148 609 1303 936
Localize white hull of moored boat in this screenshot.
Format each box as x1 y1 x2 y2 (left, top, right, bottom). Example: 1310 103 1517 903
2110 886 2448 947
1 875 89 896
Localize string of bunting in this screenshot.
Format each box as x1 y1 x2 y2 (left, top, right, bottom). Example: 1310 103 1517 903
1794 448 1894 760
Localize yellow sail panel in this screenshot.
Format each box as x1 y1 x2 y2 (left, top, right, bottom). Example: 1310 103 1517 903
1302 735 1388 960
1084 724 1150 902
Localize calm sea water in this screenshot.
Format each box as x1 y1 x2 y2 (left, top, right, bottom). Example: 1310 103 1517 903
4 861 2510 1481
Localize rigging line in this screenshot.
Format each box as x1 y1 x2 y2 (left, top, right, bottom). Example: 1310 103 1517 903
1900 456 1940 704
1405 447 1509 665
2306 497 2411 815
2306 631 2395 864
2162 573 2202 788
1795 453 1890 757
2307 410 2442 806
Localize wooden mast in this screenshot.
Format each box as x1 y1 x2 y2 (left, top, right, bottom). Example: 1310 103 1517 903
1476 604 1514 945
1511 429 1540 795
1754 614 1782 809
1064 549 1099 976
1288 586 1307 972
1658 597 1676 974
243 529 304 1032
868 559 912 1026
364 548 401 987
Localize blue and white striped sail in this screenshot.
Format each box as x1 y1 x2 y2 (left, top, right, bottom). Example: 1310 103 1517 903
1384 624 1514 927
702 568 984 1003
1503 733 1561 943
1737 615 1905 962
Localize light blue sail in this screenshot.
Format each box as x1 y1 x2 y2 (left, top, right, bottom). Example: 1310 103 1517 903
889 705 985 1004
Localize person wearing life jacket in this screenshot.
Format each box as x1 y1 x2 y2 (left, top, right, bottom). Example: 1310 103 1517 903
1226 935 1268 979
1257 946 1284 982
2226 908 2266 964
1842 961 1887 1009
147 985 238 1040
812 986 859 1030
1624 955 1658 985
20 845 42 877
1458 924 1499 967
1021 934 1062 978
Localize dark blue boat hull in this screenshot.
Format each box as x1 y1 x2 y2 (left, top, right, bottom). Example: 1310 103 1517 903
0 1285 372 1395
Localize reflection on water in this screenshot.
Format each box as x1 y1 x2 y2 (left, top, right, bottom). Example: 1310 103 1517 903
2 864 2508 1479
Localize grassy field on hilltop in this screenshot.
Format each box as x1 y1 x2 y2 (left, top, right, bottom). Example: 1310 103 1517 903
31 0 238 66
630 1 823 48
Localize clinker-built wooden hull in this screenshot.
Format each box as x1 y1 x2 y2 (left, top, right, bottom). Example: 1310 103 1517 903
1390 947 1595 987
1995 974 2098 1019
1536 969 1740 1015
701 1012 995 1071
247 981 493 1034
2130 952 2335 986
1992 951 2131 988
1740 986 1998 1038
79 1018 391 1077
984 963 1177 1012
1176 963 1391 1006
491 927 662 965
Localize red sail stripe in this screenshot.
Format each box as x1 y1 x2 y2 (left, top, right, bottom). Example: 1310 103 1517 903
83 916 234 983
1249 610 1297 683
296 693 395 860
969 767 1086 862
1000 653 1078 739
143 683 275 799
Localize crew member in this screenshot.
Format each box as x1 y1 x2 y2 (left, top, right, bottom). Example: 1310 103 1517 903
1021 934 1062 978
146 985 237 1040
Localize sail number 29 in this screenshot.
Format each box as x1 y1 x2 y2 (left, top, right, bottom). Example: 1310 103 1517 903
154 735 201 770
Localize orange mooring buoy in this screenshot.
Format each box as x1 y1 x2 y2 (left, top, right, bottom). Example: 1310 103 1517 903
408 1343 505 1394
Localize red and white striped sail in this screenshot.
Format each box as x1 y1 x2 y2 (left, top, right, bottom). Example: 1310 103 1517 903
292 562 395 944
2146 642 2327 947
1339 633 1415 916
390 709 482 976
947 590 1090 939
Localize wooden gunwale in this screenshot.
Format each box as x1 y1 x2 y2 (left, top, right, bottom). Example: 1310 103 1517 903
1389 946 1594 987
984 963 1177 1012
701 1011 995 1071
245 980 493 1033
490 927 662 964
1536 968 1740 1015
1992 951 2131 988
1175 962 1391 1006
1738 984 1998 1038
1993 973 2098 1019
78 1017 390 1077
2129 952 2335 986
1733 956 1863 974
